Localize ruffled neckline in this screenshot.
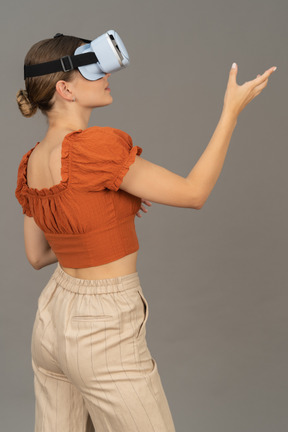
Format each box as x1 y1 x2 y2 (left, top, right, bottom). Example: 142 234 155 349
18 129 82 197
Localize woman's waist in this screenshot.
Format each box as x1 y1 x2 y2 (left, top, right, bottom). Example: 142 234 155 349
60 250 138 280
45 219 140 268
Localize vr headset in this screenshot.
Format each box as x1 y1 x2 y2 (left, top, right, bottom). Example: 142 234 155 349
24 29 129 81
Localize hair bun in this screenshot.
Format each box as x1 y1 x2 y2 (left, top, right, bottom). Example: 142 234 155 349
16 89 37 118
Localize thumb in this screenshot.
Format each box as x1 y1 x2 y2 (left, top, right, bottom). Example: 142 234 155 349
229 62 238 83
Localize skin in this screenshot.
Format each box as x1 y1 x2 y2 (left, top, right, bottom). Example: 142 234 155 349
24 70 151 278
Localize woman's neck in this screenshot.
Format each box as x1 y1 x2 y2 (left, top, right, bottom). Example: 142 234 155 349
46 105 92 132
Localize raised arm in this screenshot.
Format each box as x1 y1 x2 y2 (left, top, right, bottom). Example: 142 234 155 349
119 63 277 209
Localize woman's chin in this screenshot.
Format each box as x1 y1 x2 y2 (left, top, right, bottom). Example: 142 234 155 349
93 98 113 108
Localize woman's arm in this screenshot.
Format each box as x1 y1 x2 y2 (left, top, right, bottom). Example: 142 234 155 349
119 110 237 209
119 64 276 209
24 215 58 270
186 64 276 206
185 108 237 207
34 247 58 270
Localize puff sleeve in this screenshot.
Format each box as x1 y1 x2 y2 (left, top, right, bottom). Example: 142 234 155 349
15 154 33 217
69 127 143 192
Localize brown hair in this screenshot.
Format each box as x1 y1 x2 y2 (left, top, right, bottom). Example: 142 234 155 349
16 36 84 118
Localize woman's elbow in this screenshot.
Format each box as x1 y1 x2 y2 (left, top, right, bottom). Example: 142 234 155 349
193 192 207 210
186 183 205 210
29 258 42 270
26 253 42 270
190 196 205 210
195 200 205 210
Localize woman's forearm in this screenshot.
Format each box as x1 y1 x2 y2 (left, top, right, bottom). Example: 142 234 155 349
35 247 58 270
186 107 238 208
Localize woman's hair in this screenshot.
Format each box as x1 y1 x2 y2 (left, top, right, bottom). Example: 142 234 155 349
16 36 84 118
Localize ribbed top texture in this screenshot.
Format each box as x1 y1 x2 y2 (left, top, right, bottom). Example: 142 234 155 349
15 126 143 268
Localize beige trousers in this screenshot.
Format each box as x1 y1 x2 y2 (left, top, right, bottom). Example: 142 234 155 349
31 262 176 432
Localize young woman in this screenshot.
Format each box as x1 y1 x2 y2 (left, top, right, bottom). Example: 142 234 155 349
15 34 276 432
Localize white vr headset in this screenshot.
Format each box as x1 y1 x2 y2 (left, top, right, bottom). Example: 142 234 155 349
24 30 130 81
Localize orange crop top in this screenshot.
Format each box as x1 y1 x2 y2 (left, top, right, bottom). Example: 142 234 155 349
15 126 143 268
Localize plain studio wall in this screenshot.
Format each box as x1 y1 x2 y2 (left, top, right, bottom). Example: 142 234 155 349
1 0 287 431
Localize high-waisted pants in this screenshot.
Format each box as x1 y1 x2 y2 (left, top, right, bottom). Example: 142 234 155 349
31 262 176 431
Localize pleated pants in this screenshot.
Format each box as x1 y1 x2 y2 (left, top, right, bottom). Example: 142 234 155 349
31 262 176 431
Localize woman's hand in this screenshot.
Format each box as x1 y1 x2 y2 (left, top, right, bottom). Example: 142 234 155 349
136 199 152 218
223 63 277 119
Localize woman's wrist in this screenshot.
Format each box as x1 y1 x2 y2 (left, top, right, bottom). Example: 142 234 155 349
221 105 238 125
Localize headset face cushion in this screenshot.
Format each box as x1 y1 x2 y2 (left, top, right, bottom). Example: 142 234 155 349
74 30 130 81
74 43 106 81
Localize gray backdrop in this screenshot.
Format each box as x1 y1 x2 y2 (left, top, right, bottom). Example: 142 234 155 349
1 0 287 431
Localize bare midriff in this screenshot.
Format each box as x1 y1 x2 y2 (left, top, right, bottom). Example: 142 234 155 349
60 250 138 280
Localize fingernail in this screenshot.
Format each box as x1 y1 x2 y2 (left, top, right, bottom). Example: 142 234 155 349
231 62 237 69
273 66 277 71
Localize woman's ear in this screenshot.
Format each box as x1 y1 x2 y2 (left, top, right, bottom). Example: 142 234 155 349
55 80 74 102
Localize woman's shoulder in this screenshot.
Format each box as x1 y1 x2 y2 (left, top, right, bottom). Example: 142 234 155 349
67 126 141 192
66 126 134 160
66 126 132 142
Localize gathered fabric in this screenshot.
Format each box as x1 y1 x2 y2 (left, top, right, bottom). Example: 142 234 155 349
15 126 143 267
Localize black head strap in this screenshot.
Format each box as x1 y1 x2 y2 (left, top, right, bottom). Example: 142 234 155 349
24 33 97 79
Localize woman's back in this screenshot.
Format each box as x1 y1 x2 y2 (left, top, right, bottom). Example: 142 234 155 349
26 132 66 191
26 130 139 280
16 127 143 277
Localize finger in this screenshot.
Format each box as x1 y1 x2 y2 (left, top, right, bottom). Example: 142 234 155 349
248 66 276 87
256 67 275 83
142 200 152 206
254 77 269 94
228 62 238 85
139 205 148 213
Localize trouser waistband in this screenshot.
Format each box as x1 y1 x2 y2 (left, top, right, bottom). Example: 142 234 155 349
52 263 140 294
